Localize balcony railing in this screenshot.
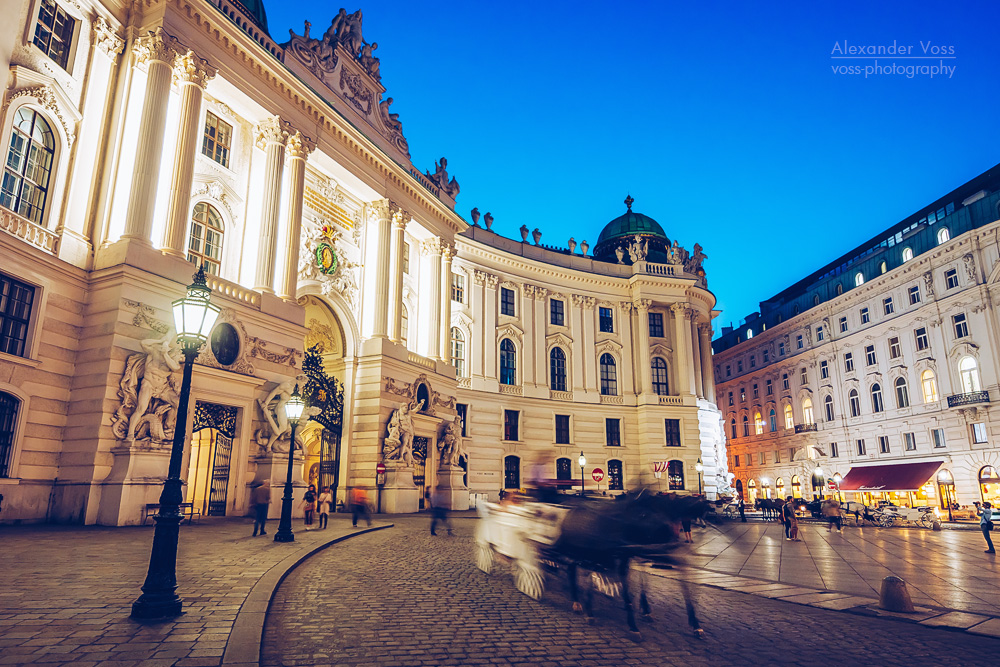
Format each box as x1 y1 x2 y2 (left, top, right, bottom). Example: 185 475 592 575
1 209 59 255
947 391 990 408
794 423 817 433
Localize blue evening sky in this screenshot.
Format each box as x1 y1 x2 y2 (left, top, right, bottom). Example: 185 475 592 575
266 1 1000 334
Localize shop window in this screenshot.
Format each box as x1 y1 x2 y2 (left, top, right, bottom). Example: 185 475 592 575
0 391 20 477
0 273 36 358
667 460 684 491
664 418 681 447
608 459 624 491
2 108 55 224
504 455 520 489
980 466 1000 505
201 111 232 168
33 0 76 70
549 347 567 392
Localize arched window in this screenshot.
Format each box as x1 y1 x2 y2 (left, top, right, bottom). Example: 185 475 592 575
747 479 758 503
921 369 938 403
836 284 844 296
400 304 409 347
879 261 888 275
187 203 224 274
784 404 793 430
894 377 909 408
451 327 465 378
937 227 950 245
668 460 684 491
959 356 981 393
599 353 617 396
549 347 567 392
742 415 749 437
651 357 669 396
824 395 834 422
849 389 861 417
499 338 517 385
747 329 753 339
791 475 802 498
902 247 913 262
0 390 21 477
769 409 777 432
776 477 785 498
608 459 624 491
2 108 55 224
730 418 737 439
802 397 814 424
754 410 763 435
503 455 520 489
854 272 864 287
556 457 572 482
871 383 884 413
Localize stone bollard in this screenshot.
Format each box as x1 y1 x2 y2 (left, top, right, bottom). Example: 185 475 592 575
879 575 915 612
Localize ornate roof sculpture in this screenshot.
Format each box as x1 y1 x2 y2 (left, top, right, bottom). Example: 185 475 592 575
283 9 410 161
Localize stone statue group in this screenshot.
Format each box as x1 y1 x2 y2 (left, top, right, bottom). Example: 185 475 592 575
382 400 466 469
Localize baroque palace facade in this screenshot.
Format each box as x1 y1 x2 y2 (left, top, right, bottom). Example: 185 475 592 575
714 164 1000 511
0 0 726 524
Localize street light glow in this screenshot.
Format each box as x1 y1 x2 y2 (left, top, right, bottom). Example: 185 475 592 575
285 385 305 424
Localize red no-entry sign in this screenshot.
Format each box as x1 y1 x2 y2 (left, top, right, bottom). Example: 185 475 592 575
592 468 605 483
376 463 386 475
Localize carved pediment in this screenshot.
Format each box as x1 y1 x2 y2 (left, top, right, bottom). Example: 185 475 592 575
650 343 673 357
595 339 623 357
497 322 524 343
545 332 573 350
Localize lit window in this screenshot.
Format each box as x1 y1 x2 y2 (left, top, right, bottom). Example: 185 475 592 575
945 268 959 290
915 327 929 351
550 298 564 326
201 111 233 168
187 202 224 275
504 454 520 487
849 389 861 417
855 272 864 287
754 410 763 435
599 306 613 333
880 261 888 275
608 459 624 490
888 337 901 359
871 383 884 413
908 285 921 305
895 377 909 408
1 108 55 225
921 369 938 403
0 273 35 357
451 327 465 377
937 227 950 245
902 247 913 262
667 460 683 490
499 338 517 385
784 404 793 429
802 397 814 424
953 313 969 339
500 287 516 316
959 356 981 393
599 353 617 396
33 0 76 70
549 347 567 392
651 357 669 396
860 307 870 324
451 273 465 303
747 329 754 339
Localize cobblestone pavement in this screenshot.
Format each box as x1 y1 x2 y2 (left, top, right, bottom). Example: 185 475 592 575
262 517 1000 667
0 516 385 666
696 521 1000 615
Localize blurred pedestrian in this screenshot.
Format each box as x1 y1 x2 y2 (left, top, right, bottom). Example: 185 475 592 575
976 501 995 553
317 486 333 529
430 487 453 536
250 480 271 537
302 484 316 530
738 497 747 523
822 497 842 533
785 496 800 541
681 517 693 543
350 487 371 527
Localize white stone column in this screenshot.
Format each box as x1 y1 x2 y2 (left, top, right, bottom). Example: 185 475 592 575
691 317 704 398
618 301 636 395
122 29 177 244
423 239 443 358
388 211 408 343
571 295 587 392
580 296 597 391
369 199 393 338
482 273 499 379
279 131 314 300
634 299 652 395
699 322 716 404
253 117 288 293
671 304 695 395
161 50 216 256
440 244 455 363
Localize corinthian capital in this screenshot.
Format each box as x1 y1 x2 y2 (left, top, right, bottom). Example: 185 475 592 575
286 130 317 159
420 238 444 256
134 28 178 66
367 198 391 222
634 298 652 311
92 18 124 63
620 301 634 313
441 243 457 260
174 50 217 88
255 116 288 149
669 303 686 316
698 322 714 337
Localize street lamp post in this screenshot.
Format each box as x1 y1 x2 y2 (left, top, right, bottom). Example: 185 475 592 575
695 458 704 495
131 267 219 620
274 386 306 543
578 451 586 497
938 470 954 522
833 473 843 503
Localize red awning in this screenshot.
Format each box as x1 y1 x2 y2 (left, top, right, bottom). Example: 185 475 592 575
838 461 944 492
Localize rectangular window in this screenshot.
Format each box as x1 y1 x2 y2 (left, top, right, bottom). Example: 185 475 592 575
839 316 848 333
878 436 890 454
606 418 622 447
782 374 789 390
726 365 731 377
503 410 519 442
758 452 765 465
500 287 516 316
909 285 921 305
972 422 988 444
945 268 959 289
599 307 613 333
774 450 780 463
737 360 743 373
953 313 969 339
883 297 894 315
816 326 825 342
201 111 233 168
740 387 746 401
830 442 839 458
856 439 866 456
888 337 901 359
664 418 681 447
820 360 829 379
733 454 740 468
779 341 786 356
915 327 929 351
648 312 664 338
766 379 773 395
752 383 759 399
796 334 803 349
932 428 946 449
33 0 76 70
800 367 807 385
555 414 570 444
749 355 756 368
860 307 870 324
456 403 468 436
728 391 734 406
904 432 916 451
763 348 770 363
451 273 465 304
550 298 564 326
402 241 410 274
0 274 35 357
865 345 877 366
844 352 854 372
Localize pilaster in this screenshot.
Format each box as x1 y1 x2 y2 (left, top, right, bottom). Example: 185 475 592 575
253 117 289 292
279 131 315 299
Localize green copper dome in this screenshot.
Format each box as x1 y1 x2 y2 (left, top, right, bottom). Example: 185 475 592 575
232 0 269 33
593 196 670 262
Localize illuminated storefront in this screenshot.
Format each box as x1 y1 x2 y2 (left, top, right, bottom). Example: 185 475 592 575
980 466 1000 505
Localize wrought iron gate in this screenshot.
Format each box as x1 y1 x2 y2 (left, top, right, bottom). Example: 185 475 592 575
318 428 341 500
193 402 238 516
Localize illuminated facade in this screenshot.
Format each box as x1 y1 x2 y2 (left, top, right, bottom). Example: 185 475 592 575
714 164 1000 511
0 0 724 523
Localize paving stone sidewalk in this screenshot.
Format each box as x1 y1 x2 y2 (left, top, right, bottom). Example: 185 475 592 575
0 515 389 667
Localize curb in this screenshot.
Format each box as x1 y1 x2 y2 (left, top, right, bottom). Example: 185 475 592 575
221 523 393 666
641 564 1000 639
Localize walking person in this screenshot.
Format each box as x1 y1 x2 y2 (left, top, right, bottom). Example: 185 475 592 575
784 496 800 541
302 484 317 530
350 487 371 527
250 480 271 537
822 497 842 533
317 486 333 529
430 487 453 536
976 501 995 553
738 497 747 523
782 497 793 540
681 517 693 543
